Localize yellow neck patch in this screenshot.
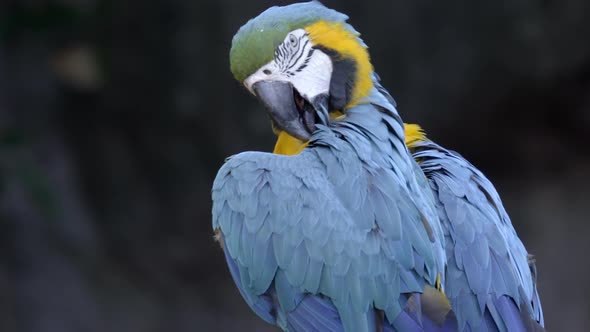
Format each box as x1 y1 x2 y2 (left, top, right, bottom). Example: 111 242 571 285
273 111 343 155
305 21 374 107
273 131 308 155
273 120 427 156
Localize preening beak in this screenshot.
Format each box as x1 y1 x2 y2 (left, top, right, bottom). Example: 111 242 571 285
252 80 316 141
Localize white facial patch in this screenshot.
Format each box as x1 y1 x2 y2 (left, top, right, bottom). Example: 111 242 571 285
244 29 333 102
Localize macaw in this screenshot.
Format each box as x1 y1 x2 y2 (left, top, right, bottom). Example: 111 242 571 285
212 2 544 331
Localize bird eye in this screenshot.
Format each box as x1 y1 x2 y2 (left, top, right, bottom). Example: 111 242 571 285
288 34 298 48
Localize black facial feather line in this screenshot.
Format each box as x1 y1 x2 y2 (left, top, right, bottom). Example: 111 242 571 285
274 33 312 74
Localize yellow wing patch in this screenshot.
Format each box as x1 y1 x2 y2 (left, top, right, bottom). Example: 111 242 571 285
403 123 426 147
305 21 374 107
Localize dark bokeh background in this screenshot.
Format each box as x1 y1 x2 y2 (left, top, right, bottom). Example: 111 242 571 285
1 0 589 331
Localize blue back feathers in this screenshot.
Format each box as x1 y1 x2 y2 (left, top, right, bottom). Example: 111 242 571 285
411 140 545 331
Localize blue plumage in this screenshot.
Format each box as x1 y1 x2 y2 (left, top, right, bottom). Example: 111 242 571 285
215 2 543 331
411 140 545 331
213 81 452 331
216 104 545 332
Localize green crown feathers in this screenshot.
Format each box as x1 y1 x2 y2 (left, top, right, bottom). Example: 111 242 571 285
229 1 348 82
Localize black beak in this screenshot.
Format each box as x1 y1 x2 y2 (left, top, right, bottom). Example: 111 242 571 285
252 80 315 141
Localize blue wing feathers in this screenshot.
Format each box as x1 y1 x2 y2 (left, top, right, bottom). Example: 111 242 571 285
288 295 343 332
275 269 304 312
213 119 448 331
223 244 276 324
215 134 543 331
286 242 310 287
412 140 544 331
493 296 527 332
302 257 324 294
213 75 456 331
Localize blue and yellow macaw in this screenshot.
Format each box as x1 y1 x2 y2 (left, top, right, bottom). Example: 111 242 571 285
212 2 544 331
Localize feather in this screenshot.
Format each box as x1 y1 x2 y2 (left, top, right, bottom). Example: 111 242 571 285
275 269 304 312
286 294 344 332
286 242 311 287
222 242 276 324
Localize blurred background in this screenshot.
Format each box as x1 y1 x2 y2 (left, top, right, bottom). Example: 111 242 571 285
0 0 588 331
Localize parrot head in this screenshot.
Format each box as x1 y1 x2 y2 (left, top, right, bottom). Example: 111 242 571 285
230 1 374 148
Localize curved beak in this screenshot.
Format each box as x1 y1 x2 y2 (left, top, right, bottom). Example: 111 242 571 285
252 80 315 141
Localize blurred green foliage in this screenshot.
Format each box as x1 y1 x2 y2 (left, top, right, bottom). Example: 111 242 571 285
0 129 57 220
0 4 84 40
